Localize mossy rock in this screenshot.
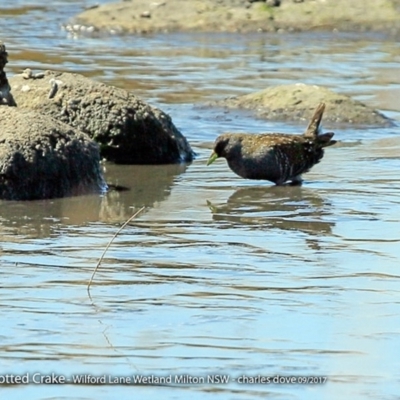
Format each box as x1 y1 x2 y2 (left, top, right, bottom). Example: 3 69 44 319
212 83 393 126
70 0 400 35
0 107 105 200
9 70 194 164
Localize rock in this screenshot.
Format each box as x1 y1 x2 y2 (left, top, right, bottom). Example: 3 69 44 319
9 70 194 164
0 107 105 200
265 0 281 6
140 11 151 18
211 83 393 126
0 42 16 106
70 0 400 35
71 0 280 34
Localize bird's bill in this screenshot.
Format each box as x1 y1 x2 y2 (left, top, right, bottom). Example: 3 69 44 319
206 151 219 166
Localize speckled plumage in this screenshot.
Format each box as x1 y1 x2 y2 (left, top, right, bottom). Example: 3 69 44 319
207 103 336 185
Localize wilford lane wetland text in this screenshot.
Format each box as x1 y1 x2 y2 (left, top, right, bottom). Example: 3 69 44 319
0 373 327 385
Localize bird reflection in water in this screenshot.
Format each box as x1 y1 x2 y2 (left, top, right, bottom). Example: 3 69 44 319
207 185 335 244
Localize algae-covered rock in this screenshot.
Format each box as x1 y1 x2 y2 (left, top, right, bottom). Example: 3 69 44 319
69 0 400 35
0 107 105 200
213 83 393 126
9 70 194 164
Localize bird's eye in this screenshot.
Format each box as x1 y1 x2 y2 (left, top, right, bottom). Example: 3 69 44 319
215 141 225 155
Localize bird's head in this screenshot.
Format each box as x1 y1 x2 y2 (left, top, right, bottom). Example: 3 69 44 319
206 134 233 166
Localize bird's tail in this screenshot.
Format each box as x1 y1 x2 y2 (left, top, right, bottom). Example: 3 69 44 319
304 102 336 147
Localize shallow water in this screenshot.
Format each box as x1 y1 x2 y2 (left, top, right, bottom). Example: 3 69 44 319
1 1 400 399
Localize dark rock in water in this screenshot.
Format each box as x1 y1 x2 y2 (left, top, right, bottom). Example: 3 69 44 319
211 83 394 127
0 42 16 106
9 70 194 164
0 107 105 200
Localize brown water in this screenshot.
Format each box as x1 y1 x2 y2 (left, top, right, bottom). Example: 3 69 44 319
1 1 400 399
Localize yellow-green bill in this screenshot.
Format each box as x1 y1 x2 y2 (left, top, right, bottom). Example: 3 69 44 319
206 151 218 166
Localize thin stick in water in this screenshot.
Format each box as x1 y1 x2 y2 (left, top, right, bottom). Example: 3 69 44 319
87 206 145 293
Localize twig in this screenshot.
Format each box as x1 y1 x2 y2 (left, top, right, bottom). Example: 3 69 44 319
87 206 145 295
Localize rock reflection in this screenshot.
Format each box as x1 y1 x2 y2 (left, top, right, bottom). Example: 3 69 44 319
99 163 188 222
0 163 187 238
207 185 334 236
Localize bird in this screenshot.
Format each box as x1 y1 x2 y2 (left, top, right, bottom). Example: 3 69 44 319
206 102 336 185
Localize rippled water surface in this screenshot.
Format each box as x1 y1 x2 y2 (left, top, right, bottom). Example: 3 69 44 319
1 1 400 399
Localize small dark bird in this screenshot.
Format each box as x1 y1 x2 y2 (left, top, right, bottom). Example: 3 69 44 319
207 103 336 185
